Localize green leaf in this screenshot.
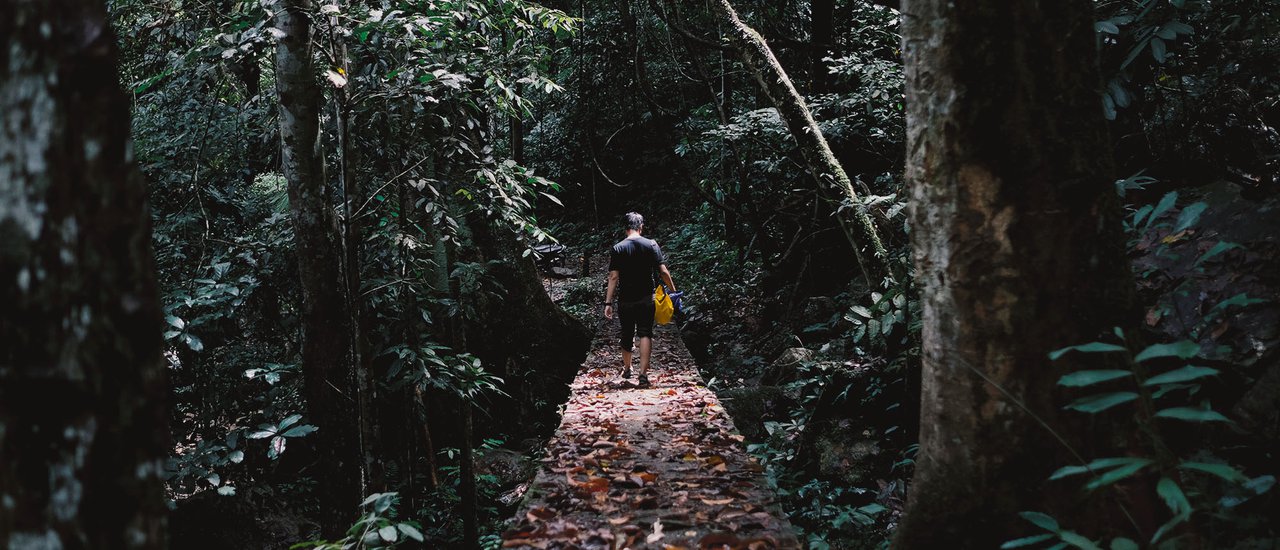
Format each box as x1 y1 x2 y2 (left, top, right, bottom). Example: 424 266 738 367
1094 21 1120 34
183 333 205 352
378 525 398 542
1050 457 1154 480
229 450 245 464
1065 392 1138 414
1151 37 1167 63
1110 538 1139 550
268 436 286 459
1157 477 1192 516
1178 461 1247 483
1002 534 1056 548
166 315 185 330
217 485 236 496
1143 365 1218 386
1085 460 1154 490
397 523 425 542
1155 407 1231 423
278 414 303 429
282 425 319 438
1151 191 1179 222
1058 370 1132 387
1133 341 1198 362
1173 202 1207 232
1059 530 1102 550
247 429 276 439
1049 342 1128 361
1018 511 1059 532
1151 511 1190 543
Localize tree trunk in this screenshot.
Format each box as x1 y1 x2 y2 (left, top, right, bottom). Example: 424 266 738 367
895 0 1135 546
274 0 364 536
711 0 890 282
0 1 169 547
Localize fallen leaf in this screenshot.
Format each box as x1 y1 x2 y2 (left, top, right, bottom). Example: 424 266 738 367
646 520 665 544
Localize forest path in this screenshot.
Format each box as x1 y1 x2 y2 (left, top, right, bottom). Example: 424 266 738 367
501 316 800 549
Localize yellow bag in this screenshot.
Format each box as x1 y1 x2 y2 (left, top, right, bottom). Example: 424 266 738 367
654 285 674 325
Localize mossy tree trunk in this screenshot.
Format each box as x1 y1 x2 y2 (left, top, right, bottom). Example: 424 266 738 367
0 1 169 546
895 0 1135 546
711 0 890 284
275 0 365 536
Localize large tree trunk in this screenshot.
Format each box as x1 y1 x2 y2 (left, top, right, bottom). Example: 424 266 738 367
275 0 365 536
0 1 169 547
711 0 889 283
895 0 1135 546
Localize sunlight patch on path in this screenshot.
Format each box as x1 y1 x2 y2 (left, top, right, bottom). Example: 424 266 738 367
502 322 800 549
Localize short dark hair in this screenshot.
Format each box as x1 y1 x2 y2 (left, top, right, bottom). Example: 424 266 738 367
624 212 644 231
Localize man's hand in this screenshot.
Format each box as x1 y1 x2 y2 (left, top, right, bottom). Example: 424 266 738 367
603 304 613 319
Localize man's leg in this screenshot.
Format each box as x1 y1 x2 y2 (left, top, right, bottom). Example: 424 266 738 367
619 305 635 377
637 336 652 376
621 347 633 377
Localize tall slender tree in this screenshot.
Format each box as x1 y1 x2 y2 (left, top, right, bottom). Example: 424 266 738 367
275 0 365 536
896 0 1135 546
0 0 169 547
710 0 890 284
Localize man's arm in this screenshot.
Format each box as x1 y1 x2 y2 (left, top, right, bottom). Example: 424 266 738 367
603 270 619 319
658 264 676 293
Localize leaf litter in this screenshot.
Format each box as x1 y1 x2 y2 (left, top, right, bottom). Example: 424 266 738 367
502 322 799 549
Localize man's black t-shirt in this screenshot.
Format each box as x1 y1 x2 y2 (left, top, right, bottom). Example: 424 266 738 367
609 237 666 303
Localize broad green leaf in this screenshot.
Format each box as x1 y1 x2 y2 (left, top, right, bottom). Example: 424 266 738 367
1085 460 1153 490
1195 241 1239 266
1143 365 1218 386
247 430 276 439
1210 293 1266 312
1150 191 1178 222
1095 21 1120 34
1050 457 1154 480
1059 530 1102 550
217 485 236 496
1178 461 1247 483
1173 202 1207 232
1018 511 1059 532
378 525 398 542
1065 392 1138 414
1151 37 1167 63
397 523 425 542
166 315 185 330
1155 407 1231 422
1002 534 1056 548
282 425 319 438
1049 342 1128 361
1157 477 1192 515
278 414 303 429
1110 538 1139 550
1151 512 1189 543
1058 370 1132 387
1134 341 1198 362
229 450 245 464
267 436 286 459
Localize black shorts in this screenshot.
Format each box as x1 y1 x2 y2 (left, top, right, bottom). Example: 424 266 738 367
618 300 655 351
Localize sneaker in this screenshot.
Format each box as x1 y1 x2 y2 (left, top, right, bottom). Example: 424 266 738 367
637 374 651 388
622 367 632 379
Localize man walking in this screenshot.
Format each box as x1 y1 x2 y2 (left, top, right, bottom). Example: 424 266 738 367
603 212 677 388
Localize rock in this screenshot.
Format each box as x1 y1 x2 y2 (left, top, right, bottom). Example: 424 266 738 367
718 386 798 441
476 448 536 488
810 420 883 486
171 489 313 549
760 347 814 386
1234 358 1280 441
549 266 578 279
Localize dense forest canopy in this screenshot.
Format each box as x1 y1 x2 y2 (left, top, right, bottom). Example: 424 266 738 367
1 0 1277 548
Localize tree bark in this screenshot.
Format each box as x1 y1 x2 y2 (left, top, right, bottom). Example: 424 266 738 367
274 0 364 536
711 0 890 283
895 0 1135 546
0 1 169 547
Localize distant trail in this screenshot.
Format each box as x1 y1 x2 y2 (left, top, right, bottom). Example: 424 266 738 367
502 314 800 549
